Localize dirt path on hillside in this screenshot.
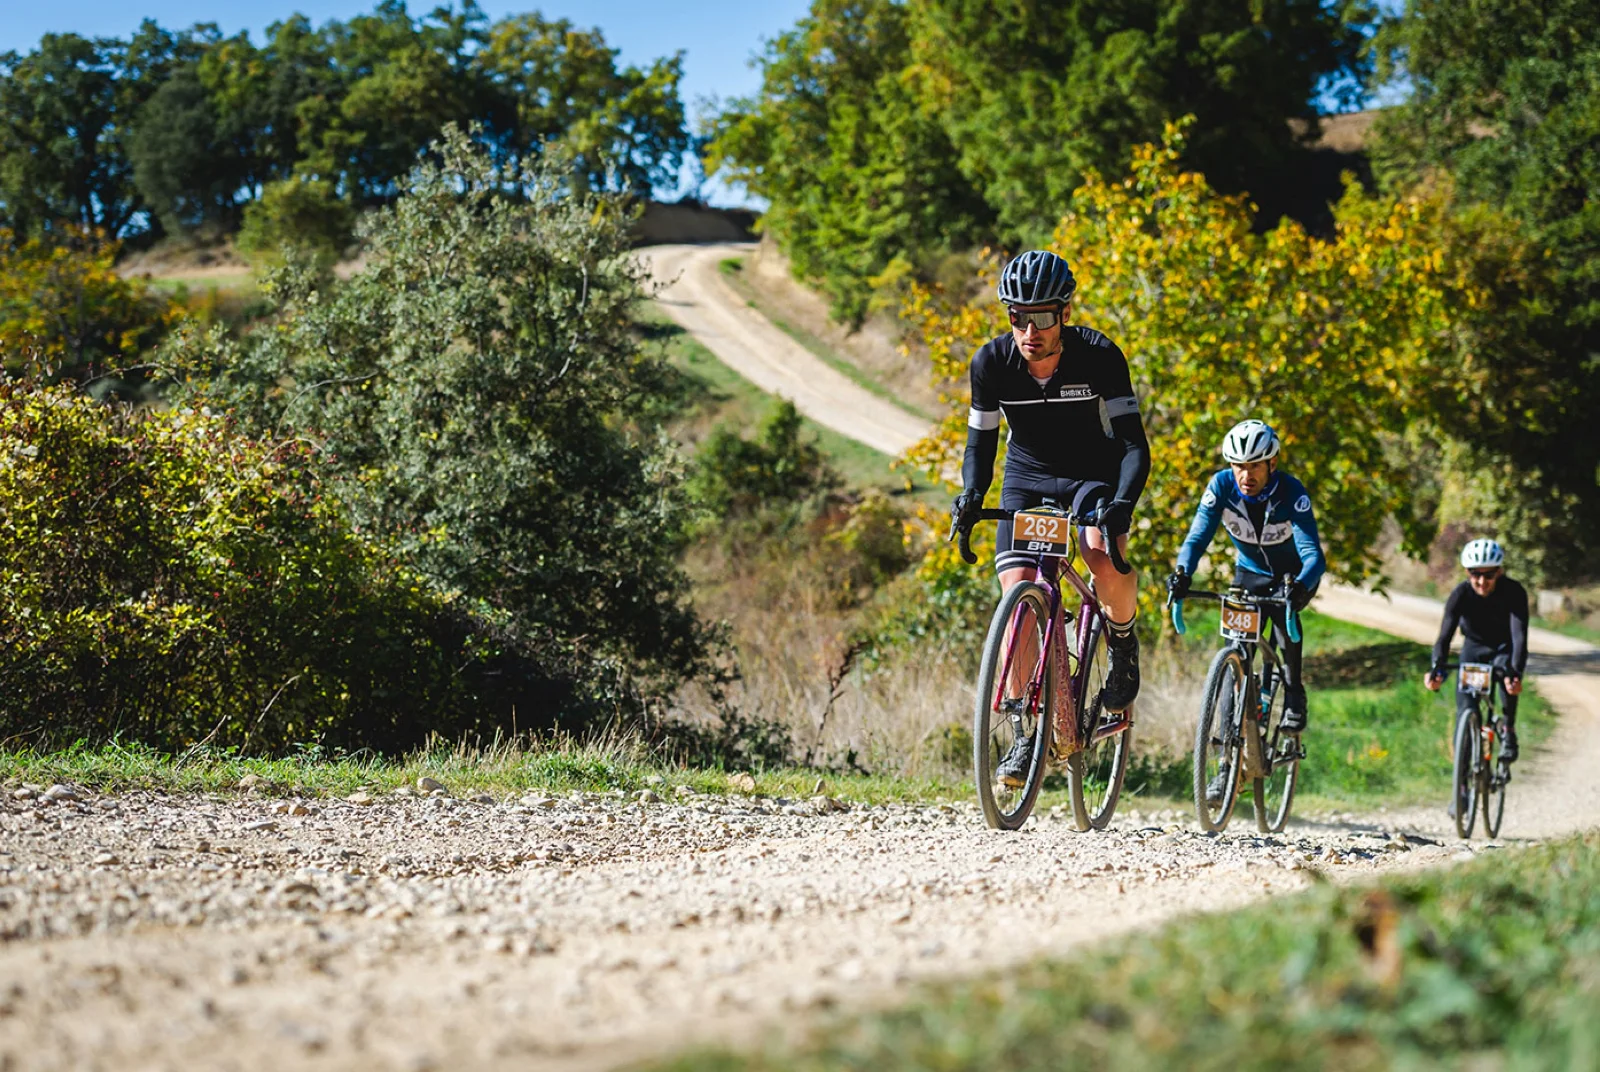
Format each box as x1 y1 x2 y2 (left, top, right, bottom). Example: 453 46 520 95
637 244 929 458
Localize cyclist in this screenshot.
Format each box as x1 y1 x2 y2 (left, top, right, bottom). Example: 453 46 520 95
1424 538 1528 763
1167 419 1325 801
951 249 1151 785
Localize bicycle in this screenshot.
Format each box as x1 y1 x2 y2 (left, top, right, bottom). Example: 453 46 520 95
950 500 1134 831
1438 661 1512 840
1168 581 1304 833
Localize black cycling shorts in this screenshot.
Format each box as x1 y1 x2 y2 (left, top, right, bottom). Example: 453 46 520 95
994 475 1111 574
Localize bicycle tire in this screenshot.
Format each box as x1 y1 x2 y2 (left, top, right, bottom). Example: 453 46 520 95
1194 647 1246 833
1482 715 1506 839
1253 667 1299 834
1067 611 1131 831
972 581 1054 830
1451 705 1480 839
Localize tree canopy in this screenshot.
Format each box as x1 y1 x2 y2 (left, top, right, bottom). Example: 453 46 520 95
706 0 1375 323
0 2 690 242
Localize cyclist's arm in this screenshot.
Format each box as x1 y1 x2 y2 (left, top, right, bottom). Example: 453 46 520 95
1287 484 1326 589
1431 585 1464 672
1109 411 1150 506
1096 340 1149 506
1174 473 1225 575
962 350 1000 499
1509 583 1530 678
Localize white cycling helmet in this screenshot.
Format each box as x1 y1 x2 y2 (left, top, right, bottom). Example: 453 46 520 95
1220 419 1281 464
1460 538 1505 570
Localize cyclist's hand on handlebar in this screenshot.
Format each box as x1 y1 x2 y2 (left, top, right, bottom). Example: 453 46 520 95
1286 578 1311 612
1098 499 1134 539
950 489 983 529
1423 670 1445 692
1166 568 1191 601
1506 674 1523 696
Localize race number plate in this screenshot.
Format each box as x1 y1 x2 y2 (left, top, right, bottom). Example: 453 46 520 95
1219 599 1262 642
1460 663 1493 692
1012 511 1073 557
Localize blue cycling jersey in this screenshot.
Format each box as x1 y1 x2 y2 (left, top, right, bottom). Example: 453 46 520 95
1175 470 1326 588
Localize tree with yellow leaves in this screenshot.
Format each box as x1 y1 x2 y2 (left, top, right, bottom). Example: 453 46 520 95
903 122 1497 621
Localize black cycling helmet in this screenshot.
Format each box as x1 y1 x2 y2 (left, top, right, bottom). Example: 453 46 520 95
996 249 1077 306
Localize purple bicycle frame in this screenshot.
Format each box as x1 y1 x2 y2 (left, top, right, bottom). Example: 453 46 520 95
991 544 1131 756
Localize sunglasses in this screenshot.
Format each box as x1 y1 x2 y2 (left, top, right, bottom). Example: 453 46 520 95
1007 308 1061 331
1468 569 1499 579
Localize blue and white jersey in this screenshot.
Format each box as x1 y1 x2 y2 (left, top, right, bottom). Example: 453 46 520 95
1175 470 1326 588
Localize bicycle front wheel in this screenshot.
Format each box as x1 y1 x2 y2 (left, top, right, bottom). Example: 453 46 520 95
973 581 1053 830
1067 611 1131 831
1194 647 1246 833
1451 705 1480 839
1253 667 1300 834
1482 715 1506 839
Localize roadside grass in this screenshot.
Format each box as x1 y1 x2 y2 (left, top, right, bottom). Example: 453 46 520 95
1137 606 1554 812
0 736 971 805
653 832 1600 1072
716 257 937 422
1533 614 1600 646
637 300 942 503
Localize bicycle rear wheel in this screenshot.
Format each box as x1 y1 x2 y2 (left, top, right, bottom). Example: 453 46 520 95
1253 667 1300 834
1451 705 1480 839
1067 612 1131 831
1194 647 1246 833
973 581 1053 830
1481 715 1506 839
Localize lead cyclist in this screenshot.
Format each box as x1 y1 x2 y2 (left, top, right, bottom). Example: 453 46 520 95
950 249 1152 785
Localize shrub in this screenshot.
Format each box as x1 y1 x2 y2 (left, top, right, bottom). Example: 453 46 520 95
236 177 355 268
686 399 837 520
0 383 579 753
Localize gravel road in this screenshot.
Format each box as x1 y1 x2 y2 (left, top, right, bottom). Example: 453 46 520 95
0 781 1482 1072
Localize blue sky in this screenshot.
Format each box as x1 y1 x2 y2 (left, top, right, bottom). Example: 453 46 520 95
0 0 813 205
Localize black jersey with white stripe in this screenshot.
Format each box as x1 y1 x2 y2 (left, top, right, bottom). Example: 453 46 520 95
967 328 1140 483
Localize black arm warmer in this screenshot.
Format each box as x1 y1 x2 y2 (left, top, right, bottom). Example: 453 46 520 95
962 426 998 499
1110 412 1151 505
1510 588 1530 676
1432 587 1462 671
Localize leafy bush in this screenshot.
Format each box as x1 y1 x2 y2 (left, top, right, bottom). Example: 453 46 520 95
236 177 355 268
167 127 721 724
0 383 579 753
0 227 172 395
686 399 837 520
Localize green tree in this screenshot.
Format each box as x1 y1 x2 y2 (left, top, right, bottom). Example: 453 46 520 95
1371 0 1600 581
704 0 991 324
476 12 689 196
0 22 206 237
167 127 717 716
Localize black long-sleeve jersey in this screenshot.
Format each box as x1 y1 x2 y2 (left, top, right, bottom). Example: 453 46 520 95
1431 577 1530 676
960 328 1150 504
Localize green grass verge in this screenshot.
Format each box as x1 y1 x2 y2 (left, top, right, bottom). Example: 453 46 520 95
1152 606 1554 809
716 257 937 423
0 737 970 805
1533 615 1600 646
653 832 1600 1071
638 300 941 502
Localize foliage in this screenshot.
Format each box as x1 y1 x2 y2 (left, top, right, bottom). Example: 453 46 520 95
705 0 1377 323
236 177 355 267
0 384 556 753
686 399 838 520
1370 0 1600 582
166 126 719 722
655 833 1600 1070
902 125 1501 616
0 226 173 394
0 21 205 237
703 0 991 324
0 3 688 244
